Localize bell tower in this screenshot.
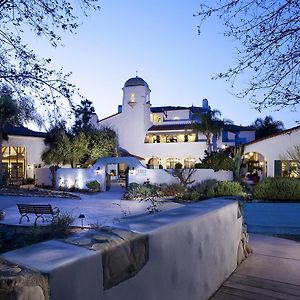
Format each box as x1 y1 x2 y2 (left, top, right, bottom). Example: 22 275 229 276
118 76 152 150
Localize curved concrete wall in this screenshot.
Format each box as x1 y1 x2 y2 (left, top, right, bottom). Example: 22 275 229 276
2 199 242 300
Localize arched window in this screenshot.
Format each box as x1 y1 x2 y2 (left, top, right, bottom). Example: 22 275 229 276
148 157 161 169
166 158 179 169
184 158 195 169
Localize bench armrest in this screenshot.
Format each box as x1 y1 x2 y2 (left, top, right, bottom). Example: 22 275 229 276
52 207 60 215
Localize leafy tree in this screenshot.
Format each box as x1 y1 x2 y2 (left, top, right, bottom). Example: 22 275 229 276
188 109 223 153
42 125 72 167
82 127 117 167
69 132 89 167
42 125 117 168
0 0 100 122
0 87 42 186
199 149 234 171
196 1 300 110
73 99 96 134
42 124 90 186
252 115 284 139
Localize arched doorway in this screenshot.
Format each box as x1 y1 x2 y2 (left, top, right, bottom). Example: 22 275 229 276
93 157 144 192
243 152 266 178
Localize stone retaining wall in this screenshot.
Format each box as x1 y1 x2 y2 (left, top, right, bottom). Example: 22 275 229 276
1 199 244 300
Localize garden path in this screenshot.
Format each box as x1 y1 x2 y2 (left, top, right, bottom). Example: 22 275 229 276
0 184 182 228
211 234 300 299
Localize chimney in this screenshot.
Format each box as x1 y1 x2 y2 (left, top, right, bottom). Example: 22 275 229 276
202 98 208 110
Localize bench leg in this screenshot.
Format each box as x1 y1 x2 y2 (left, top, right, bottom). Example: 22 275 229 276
34 215 45 226
19 214 29 224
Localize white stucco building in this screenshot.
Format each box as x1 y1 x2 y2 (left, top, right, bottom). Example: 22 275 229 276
96 76 255 169
243 125 300 177
2 124 47 183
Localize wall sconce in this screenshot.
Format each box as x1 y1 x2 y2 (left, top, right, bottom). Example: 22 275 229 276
27 164 33 169
96 167 102 175
78 214 85 229
129 167 135 175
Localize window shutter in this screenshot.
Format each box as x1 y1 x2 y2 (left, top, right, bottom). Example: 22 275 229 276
274 160 282 177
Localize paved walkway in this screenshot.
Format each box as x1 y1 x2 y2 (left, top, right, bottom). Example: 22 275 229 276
211 234 300 299
0 184 182 228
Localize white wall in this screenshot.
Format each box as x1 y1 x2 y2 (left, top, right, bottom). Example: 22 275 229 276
36 167 102 189
2 200 243 300
244 127 300 176
56 168 100 190
3 135 47 179
104 200 242 300
143 142 207 167
35 168 52 186
3 135 46 166
129 168 233 186
35 164 232 191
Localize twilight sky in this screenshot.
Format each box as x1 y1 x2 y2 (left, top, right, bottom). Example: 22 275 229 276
27 0 299 128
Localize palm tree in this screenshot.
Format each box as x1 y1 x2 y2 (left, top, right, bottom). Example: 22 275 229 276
188 109 224 154
0 88 42 186
253 116 284 139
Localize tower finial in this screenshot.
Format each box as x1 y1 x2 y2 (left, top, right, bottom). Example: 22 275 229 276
136 70 138 77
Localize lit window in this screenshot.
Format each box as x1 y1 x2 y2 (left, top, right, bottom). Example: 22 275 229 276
153 135 160 143
130 93 136 102
166 158 179 169
153 114 161 123
282 161 298 178
166 135 177 143
184 158 195 168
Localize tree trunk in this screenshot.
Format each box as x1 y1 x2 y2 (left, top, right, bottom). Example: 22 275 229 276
206 133 212 154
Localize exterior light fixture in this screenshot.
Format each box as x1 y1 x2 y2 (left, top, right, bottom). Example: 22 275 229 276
259 161 264 166
96 167 101 175
78 214 85 229
129 167 135 175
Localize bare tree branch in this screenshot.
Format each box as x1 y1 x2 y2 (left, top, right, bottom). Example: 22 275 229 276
196 0 300 110
0 0 100 124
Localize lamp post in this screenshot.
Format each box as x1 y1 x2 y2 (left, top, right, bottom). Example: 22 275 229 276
78 214 85 229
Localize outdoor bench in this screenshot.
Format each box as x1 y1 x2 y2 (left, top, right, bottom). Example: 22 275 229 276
17 204 60 226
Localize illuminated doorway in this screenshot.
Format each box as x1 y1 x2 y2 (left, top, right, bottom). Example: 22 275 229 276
2 146 26 184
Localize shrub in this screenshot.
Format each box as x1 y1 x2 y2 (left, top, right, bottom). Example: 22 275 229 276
124 183 159 199
190 191 202 201
86 180 100 192
190 179 217 197
49 212 75 237
159 183 186 197
128 182 140 191
0 212 74 253
207 181 244 197
253 177 300 201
